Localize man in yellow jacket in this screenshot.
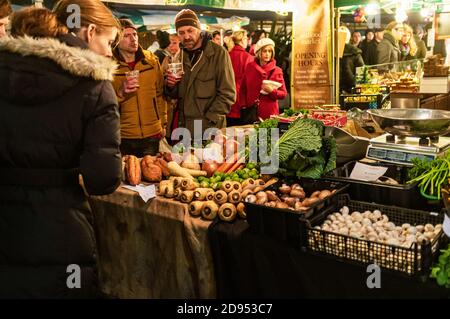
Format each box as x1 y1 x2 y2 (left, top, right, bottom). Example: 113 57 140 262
112 19 167 157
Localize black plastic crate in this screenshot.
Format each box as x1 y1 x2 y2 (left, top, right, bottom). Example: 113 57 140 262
306 194 446 280
245 179 349 247
324 161 441 211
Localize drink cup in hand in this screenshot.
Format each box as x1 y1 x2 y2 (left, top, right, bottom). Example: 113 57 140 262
125 70 140 89
168 62 183 79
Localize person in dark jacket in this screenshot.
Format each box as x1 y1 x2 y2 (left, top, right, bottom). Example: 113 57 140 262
377 21 404 68
0 1 122 298
414 25 427 60
360 29 374 63
154 30 170 65
340 43 365 93
363 28 384 65
165 9 236 137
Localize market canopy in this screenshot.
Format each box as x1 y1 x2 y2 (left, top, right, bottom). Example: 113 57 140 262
335 0 449 12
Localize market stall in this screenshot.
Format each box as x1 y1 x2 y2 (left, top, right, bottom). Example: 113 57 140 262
87 109 450 299
89 188 216 298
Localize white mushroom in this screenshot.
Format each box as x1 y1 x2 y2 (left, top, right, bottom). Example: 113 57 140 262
338 227 349 235
379 232 389 241
350 231 362 238
386 238 400 247
385 222 396 231
362 218 372 227
375 226 385 234
373 210 382 219
416 234 427 243
364 225 374 234
351 212 363 223
381 215 389 223
406 226 417 235
402 223 411 231
329 215 337 222
362 211 371 218
367 231 378 239
416 225 425 233
424 231 435 240
340 206 350 215
425 224 434 232
373 221 383 228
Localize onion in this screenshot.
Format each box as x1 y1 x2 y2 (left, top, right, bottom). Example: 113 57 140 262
202 160 219 177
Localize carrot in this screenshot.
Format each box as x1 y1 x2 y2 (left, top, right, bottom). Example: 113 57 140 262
218 153 239 173
226 157 245 174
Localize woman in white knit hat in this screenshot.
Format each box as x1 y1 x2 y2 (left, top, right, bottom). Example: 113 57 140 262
240 37 287 122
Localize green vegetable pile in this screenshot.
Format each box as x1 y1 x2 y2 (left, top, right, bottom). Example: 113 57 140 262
274 118 337 179
194 163 260 190
407 154 450 200
430 243 450 288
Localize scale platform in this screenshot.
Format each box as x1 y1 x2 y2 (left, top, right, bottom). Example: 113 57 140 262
366 133 450 166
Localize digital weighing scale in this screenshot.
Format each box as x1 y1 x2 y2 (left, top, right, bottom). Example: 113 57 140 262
366 134 450 166
365 109 450 166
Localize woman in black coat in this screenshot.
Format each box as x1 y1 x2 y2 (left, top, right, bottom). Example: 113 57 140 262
0 3 122 298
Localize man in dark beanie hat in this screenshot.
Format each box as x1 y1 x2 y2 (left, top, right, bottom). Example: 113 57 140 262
166 8 236 137
0 0 12 38
111 18 167 157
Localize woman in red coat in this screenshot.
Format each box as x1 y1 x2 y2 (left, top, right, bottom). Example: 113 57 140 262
226 30 254 126
241 38 287 122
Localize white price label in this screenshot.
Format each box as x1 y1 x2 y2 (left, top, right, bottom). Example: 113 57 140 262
443 214 450 238
122 184 156 202
349 162 389 182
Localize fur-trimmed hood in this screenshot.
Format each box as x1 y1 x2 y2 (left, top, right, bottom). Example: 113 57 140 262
0 35 117 81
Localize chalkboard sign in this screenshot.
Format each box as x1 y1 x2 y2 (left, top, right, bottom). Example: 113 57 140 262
436 12 450 40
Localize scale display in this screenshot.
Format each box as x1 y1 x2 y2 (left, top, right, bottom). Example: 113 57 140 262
367 147 436 165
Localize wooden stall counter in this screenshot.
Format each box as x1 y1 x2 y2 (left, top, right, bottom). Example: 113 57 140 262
89 186 215 299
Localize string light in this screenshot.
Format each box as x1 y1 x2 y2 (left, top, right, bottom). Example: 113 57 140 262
365 3 379 16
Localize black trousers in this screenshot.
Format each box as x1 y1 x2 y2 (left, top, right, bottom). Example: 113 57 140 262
120 137 160 158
